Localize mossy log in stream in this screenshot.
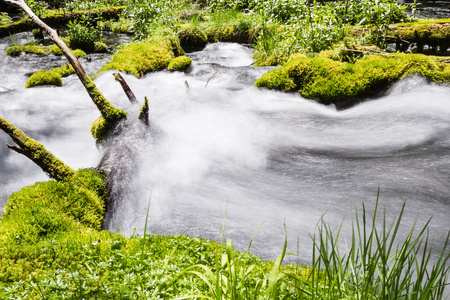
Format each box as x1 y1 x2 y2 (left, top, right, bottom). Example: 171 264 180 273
256 53 450 107
0 6 124 38
393 22 450 53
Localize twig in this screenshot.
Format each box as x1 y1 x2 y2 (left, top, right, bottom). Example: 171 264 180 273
205 71 217 88
113 72 137 104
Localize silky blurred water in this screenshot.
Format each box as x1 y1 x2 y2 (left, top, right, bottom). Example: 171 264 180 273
0 38 449 267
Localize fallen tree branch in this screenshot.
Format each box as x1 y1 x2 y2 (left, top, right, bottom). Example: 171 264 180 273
113 73 137 104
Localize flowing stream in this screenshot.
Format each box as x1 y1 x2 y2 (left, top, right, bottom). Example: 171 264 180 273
0 34 449 265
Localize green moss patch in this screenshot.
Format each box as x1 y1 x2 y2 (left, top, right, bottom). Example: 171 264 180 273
98 28 183 77
177 23 208 52
256 54 450 104
395 23 450 53
168 55 192 71
90 116 110 144
25 70 62 88
48 45 86 57
1 169 106 239
53 63 75 77
5 45 48 56
25 64 75 88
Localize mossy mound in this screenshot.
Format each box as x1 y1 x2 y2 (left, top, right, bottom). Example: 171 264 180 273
98 28 184 77
395 23 450 53
1 169 106 243
48 45 87 57
94 41 108 53
256 53 450 105
25 64 75 88
177 23 208 52
25 70 62 88
53 63 75 77
168 55 192 71
5 45 48 56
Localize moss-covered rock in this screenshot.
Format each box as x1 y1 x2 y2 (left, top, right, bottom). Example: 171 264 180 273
98 28 183 78
5 45 48 56
256 53 450 105
48 44 86 57
26 64 75 88
94 41 108 53
25 70 62 88
177 23 208 52
0 168 107 281
53 63 75 77
168 55 192 71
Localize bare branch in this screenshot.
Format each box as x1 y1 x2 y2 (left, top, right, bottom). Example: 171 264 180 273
113 73 137 104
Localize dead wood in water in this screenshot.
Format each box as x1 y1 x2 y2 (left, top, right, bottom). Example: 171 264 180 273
0 116 75 181
113 73 138 104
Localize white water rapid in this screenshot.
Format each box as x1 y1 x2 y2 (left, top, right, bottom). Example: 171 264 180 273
0 35 449 265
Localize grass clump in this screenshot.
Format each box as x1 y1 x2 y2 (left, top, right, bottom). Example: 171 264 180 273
25 70 62 88
168 55 192 71
97 28 184 78
256 53 450 105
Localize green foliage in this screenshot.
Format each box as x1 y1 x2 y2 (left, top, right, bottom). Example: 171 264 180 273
66 18 99 53
168 55 192 71
25 70 62 88
98 17 134 34
126 0 184 40
256 53 450 104
0 12 11 25
94 41 108 53
202 8 260 44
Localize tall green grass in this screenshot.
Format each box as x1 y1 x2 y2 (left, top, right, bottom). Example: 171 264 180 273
180 194 449 299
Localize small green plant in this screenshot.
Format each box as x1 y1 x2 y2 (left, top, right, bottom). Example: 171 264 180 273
66 18 99 53
0 12 11 25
